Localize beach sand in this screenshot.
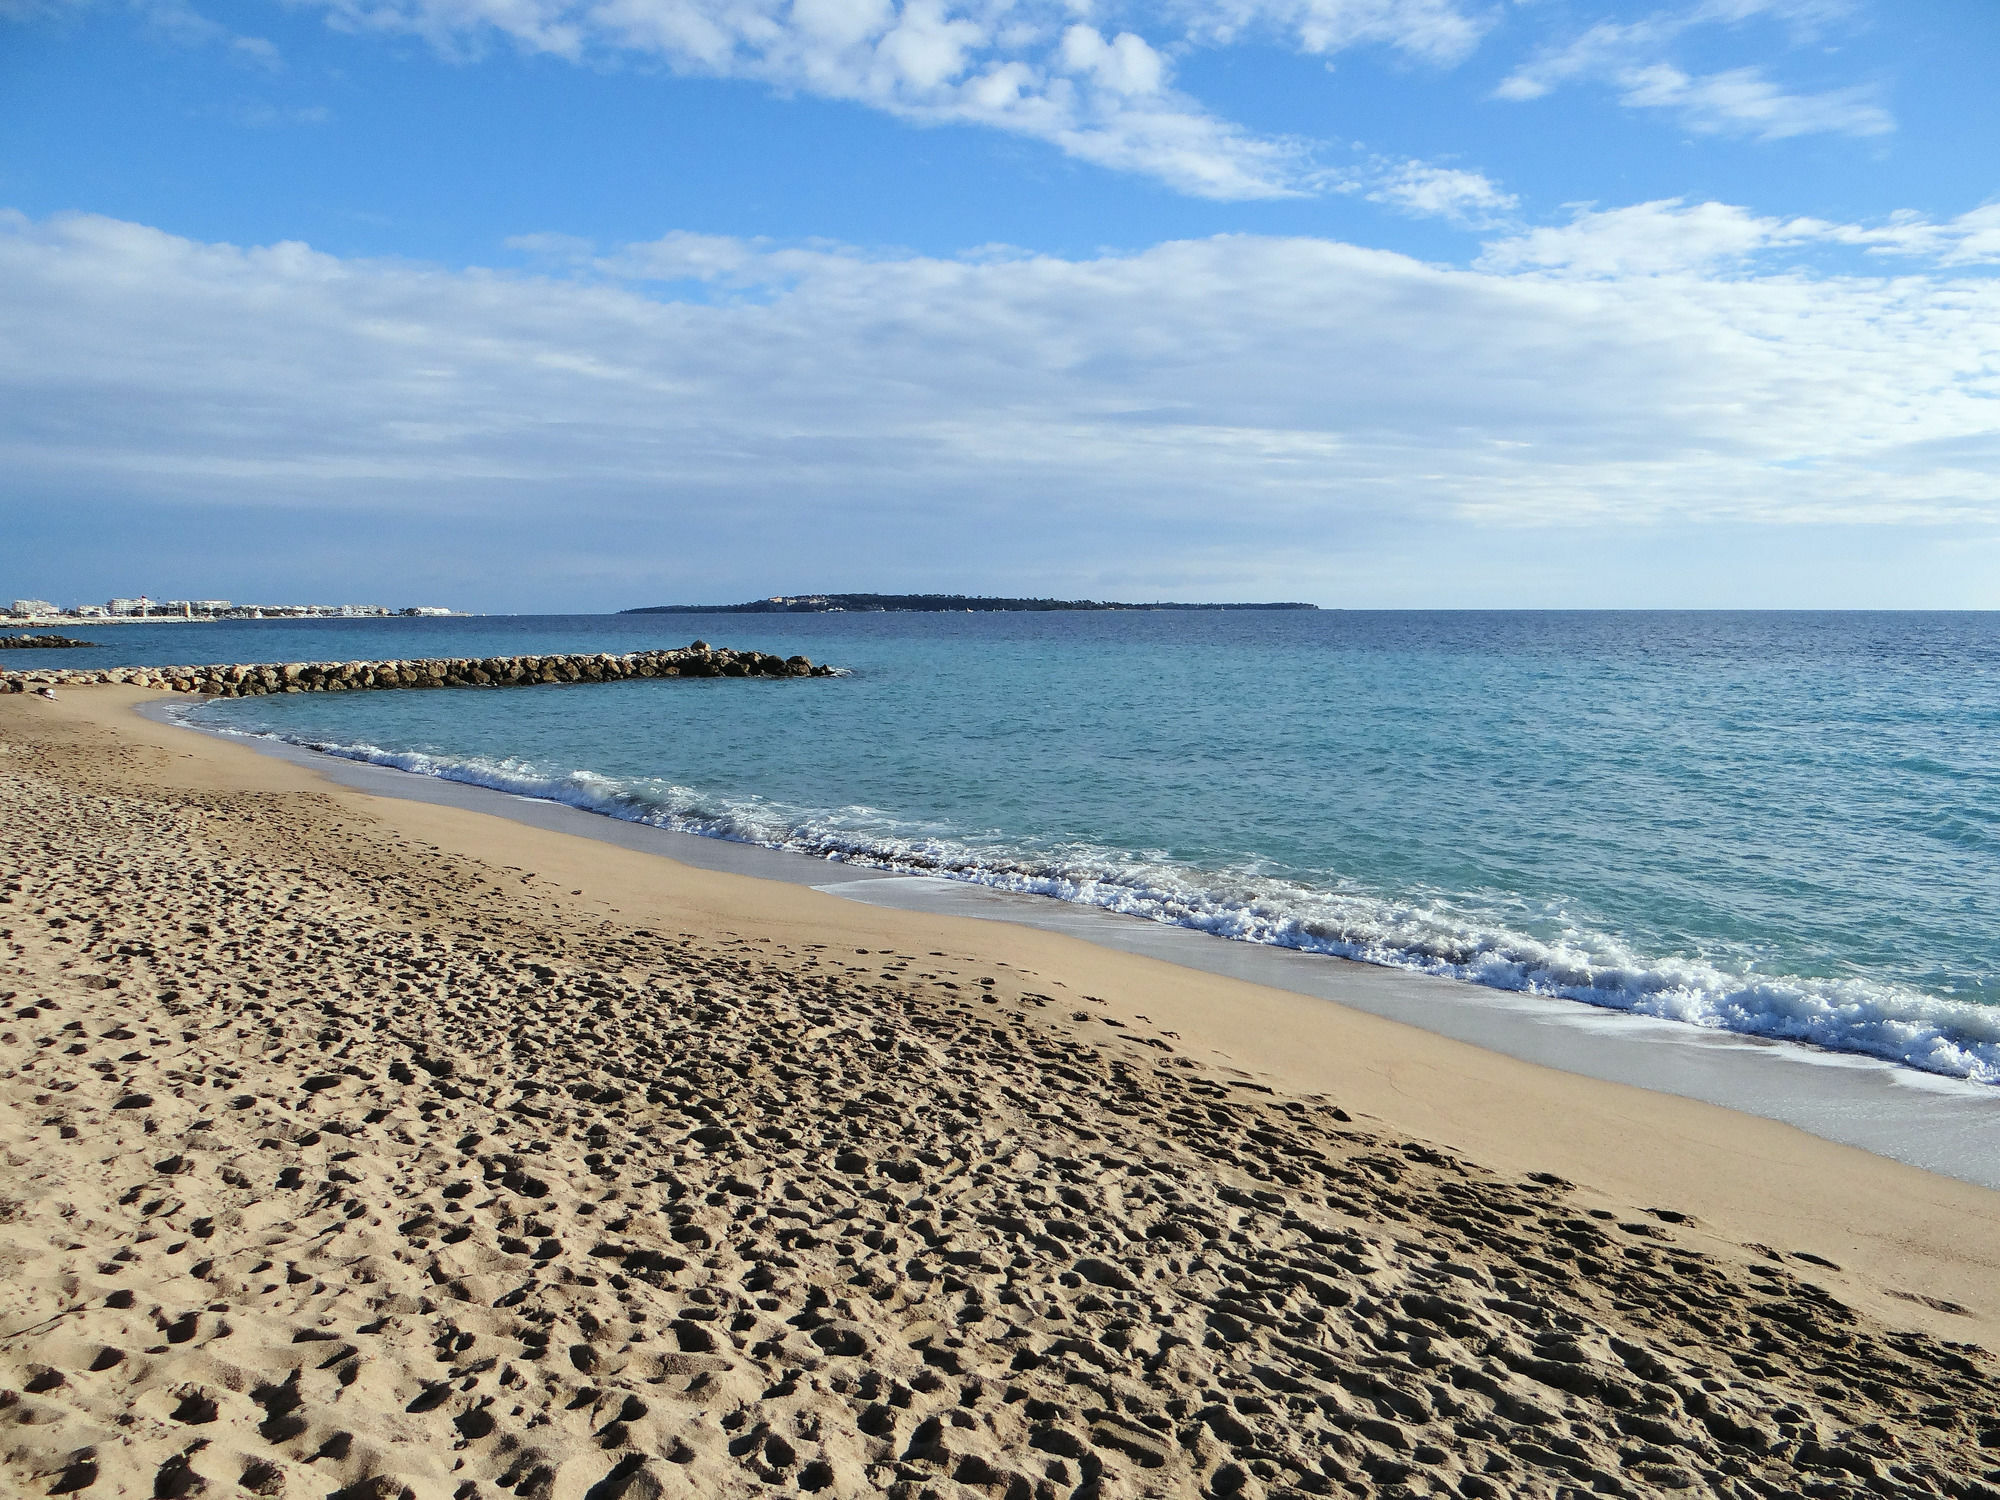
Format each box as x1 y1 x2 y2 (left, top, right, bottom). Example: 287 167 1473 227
4 686 1998 1500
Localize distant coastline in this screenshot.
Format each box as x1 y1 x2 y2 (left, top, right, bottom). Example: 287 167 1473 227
623 592 1318 614
3 603 463 626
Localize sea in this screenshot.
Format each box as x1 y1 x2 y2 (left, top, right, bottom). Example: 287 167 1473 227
14 610 1998 1088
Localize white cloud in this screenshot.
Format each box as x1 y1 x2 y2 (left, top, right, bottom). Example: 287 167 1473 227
228 33 284 68
1480 199 1824 275
504 230 599 263
1362 161 1516 225
1617 62 1890 139
3 206 1997 601
1058 25 1165 97
1172 0 1488 63
292 0 1485 197
1482 197 2000 276
1496 3 1892 140
1308 154 1519 227
1689 0 1856 32
128 0 286 65
1493 18 1646 102
872 0 982 89
1854 205 2000 268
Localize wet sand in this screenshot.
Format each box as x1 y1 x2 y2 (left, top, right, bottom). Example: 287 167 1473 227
4 686 1999 1500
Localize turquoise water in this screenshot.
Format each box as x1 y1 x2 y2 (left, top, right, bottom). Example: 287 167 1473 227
36 611 1997 1083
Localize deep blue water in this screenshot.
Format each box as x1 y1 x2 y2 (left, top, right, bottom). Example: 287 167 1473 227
20 611 1998 1082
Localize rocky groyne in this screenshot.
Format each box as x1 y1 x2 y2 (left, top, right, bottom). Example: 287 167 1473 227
0 642 833 696
0 633 98 649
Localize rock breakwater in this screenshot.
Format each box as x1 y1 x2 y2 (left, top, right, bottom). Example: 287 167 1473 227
0 633 97 649
0 642 832 696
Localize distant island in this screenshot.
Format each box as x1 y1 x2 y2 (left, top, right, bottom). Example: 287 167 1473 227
624 593 1317 614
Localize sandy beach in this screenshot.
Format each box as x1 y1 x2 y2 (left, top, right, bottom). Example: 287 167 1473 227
4 686 1999 1500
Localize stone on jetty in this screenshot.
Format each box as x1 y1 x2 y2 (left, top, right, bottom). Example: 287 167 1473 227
0 643 835 695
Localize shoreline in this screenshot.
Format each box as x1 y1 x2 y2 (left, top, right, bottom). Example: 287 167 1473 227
159 700 2000 1195
7 684 2000 1500
92 686 2000 1335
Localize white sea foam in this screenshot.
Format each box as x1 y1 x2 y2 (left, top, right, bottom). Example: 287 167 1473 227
201 722 2000 1087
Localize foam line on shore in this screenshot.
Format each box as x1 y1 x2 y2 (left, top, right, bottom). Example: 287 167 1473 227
176 709 2000 1090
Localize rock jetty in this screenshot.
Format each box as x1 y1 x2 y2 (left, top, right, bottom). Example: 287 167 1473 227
0 642 833 696
0 633 97 649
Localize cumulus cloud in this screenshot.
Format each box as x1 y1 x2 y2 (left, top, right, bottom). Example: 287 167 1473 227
1496 4 1892 140
290 0 1485 197
3 207 1997 600
1057 25 1166 98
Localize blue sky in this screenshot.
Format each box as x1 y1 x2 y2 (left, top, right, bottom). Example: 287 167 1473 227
3 0 1998 608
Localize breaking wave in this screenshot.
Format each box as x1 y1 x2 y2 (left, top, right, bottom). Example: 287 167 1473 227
185 720 2000 1087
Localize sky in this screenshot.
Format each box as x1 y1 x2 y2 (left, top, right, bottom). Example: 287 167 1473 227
2 0 1997 610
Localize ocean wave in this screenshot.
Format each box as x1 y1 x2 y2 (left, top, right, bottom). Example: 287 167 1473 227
192 718 2000 1086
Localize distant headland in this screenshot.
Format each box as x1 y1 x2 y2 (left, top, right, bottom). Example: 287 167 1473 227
623 593 1318 614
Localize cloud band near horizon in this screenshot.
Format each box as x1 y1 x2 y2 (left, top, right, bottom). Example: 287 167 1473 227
4 207 1997 604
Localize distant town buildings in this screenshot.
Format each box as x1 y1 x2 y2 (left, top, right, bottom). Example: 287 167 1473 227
2 597 462 623
105 599 229 618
